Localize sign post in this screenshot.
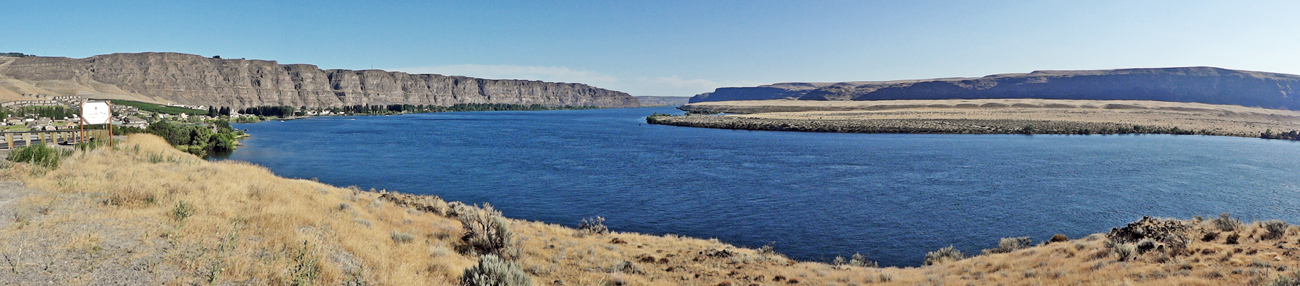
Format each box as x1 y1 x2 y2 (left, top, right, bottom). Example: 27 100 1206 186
81 101 113 148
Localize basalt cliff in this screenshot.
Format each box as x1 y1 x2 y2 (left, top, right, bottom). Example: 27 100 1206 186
690 67 1300 110
0 52 640 108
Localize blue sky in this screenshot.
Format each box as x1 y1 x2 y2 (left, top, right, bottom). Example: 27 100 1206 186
4 1 1298 96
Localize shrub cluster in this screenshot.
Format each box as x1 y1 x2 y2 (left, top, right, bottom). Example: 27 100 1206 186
924 245 965 265
461 255 532 286
1212 213 1243 231
143 120 240 156
458 203 518 260
577 216 608 236
983 237 1032 254
832 253 877 268
8 144 72 168
1263 220 1291 240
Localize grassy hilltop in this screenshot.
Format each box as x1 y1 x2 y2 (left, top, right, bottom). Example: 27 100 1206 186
1 134 1299 285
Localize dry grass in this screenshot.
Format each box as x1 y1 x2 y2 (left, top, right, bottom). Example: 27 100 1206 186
1 133 1296 285
672 99 1300 137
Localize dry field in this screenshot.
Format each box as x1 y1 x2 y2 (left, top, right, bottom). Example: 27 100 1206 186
662 99 1300 137
0 134 1298 285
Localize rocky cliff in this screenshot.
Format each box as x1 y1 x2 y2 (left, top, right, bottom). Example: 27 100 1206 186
0 52 640 108
689 67 1300 110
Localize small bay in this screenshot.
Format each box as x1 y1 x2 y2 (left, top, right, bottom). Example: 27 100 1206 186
220 106 1300 266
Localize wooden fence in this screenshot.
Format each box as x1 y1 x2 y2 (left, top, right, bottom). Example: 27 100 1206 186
0 129 110 149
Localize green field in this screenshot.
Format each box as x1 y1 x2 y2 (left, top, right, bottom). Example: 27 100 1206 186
108 100 206 115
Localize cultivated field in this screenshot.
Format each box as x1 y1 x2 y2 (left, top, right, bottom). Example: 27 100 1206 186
1 134 1298 285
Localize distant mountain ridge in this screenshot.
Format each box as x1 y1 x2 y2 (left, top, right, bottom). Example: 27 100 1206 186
689 67 1300 110
0 52 640 109
634 96 691 107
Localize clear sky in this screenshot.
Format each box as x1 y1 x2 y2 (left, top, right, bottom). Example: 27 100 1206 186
5 1 1298 96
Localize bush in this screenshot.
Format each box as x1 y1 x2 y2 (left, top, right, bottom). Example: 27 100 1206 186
1264 220 1290 240
1050 234 1069 243
458 203 518 260
924 245 965 265
1226 232 1240 244
577 216 608 236
461 255 532 286
1135 238 1157 254
833 253 877 267
172 201 195 222
392 231 414 244
8 144 69 168
984 237 1032 254
1212 213 1242 231
1114 243 1138 261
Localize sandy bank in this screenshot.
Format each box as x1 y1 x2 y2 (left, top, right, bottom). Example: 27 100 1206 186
656 99 1300 137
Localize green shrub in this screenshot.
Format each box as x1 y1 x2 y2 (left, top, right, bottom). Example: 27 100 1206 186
833 253 877 267
391 231 414 244
577 216 608 236
983 237 1032 254
172 201 195 222
458 203 518 260
1269 271 1300 286
924 245 965 265
1264 220 1291 240
8 144 69 168
1114 243 1138 261
1212 213 1242 231
461 255 532 286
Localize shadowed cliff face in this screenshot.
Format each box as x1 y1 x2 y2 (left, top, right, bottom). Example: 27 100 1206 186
689 67 1300 110
0 52 640 109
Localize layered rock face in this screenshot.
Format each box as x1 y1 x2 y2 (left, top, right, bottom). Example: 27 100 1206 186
690 67 1300 110
0 52 640 108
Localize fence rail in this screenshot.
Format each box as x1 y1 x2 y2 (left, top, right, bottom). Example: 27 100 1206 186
0 129 110 149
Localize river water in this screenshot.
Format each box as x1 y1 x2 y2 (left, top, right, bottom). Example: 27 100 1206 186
221 106 1300 266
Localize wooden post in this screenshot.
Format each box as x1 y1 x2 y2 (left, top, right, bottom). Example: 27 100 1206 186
4 133 11 149
108 103 113 149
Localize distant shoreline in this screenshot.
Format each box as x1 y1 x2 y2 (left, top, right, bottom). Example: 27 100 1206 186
650 99 1300 140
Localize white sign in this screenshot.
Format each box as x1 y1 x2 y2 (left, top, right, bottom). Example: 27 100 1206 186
82 102 112 125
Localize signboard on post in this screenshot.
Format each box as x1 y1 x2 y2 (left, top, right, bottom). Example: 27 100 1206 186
80 101 113 147
82 102 112 124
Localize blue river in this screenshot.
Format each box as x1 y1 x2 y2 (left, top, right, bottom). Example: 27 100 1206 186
221 106 1300 266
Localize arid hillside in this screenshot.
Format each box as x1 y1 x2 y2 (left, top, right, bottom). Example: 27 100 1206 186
0 53 641 109
1 134 1297 285
689 67 1300 111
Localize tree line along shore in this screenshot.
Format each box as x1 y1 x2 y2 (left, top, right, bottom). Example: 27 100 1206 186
649 99 1300 140
1 134 1299 285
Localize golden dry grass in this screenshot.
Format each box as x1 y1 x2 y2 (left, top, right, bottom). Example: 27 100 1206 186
682 99 1300 137
1 134 1296 285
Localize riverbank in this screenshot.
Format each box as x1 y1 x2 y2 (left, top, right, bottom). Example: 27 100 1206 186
1 134 1297 285
655 99 1300 139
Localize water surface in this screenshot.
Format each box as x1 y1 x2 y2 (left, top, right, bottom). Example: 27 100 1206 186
222 107 1300 266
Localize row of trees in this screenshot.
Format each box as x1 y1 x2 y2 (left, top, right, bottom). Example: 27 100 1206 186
0 106 77 120
206 106 233 117
1261 129 1300 140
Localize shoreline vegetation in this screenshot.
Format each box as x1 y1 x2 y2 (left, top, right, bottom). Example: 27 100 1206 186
649 99 1300 140
232 103 601 123
1 134 1299 285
